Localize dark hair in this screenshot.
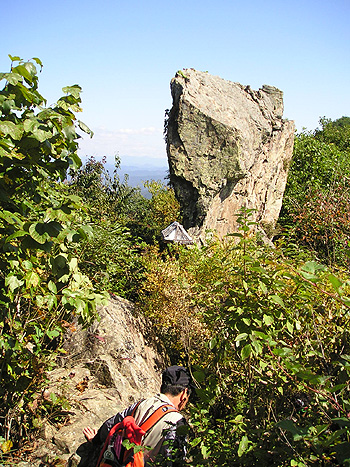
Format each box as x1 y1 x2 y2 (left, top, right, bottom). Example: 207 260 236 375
160 383 192 397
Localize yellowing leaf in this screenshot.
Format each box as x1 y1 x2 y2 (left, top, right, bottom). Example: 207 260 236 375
25 270 40 288
1 439 13 453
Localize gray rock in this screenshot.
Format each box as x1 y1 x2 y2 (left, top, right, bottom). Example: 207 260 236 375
166 69 295 242
28 295 166 466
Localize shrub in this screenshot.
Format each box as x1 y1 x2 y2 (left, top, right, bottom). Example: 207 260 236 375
0 55 107 450
139 209 350 465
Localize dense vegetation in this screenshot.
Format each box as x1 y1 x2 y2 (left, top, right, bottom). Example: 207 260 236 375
279 116 350 267
1 55 350 466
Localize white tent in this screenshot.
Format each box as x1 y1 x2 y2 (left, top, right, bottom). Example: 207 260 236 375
161 221 193 245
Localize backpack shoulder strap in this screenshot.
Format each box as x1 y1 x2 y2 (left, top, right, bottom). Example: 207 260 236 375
131 399 143 418
139 404 178 433
107 399 144 440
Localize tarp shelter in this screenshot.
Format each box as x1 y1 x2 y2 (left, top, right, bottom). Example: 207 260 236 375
161 221 193 245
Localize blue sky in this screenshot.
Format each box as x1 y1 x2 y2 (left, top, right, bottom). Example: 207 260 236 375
1 0 349 167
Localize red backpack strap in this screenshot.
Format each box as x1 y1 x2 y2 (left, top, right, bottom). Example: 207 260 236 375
121 404 178 466
139 404 178 433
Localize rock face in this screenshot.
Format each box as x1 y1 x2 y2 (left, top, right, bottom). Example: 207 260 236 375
166 69 295 241
29 296 166 467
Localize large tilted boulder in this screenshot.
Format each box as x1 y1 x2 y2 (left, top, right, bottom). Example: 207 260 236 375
166 69 295 241
28 296 166 467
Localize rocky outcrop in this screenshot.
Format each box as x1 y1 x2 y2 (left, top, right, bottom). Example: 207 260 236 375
27 296 166 467
166 69 295 241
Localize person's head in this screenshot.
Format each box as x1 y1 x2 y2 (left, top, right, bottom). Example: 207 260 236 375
160 366 193 410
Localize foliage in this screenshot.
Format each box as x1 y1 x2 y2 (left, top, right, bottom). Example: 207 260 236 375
68 158 181 299
139 208 350 466
280 117 350 266
74 221 146 300
315 116 350 151
0 56 107 449
125 180 181 244
69 155 139 222
68 156 147 299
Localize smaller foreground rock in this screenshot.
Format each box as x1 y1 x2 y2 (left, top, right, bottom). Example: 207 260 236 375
28 295 166 466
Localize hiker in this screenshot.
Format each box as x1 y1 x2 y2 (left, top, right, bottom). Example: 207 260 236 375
83 365 193 466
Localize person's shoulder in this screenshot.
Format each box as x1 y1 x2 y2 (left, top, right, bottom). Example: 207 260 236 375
138 394 184 423
164 410 185 424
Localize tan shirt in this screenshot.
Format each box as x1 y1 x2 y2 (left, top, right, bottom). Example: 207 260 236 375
133 393 184 463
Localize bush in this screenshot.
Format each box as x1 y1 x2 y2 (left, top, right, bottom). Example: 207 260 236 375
139 209 350 465
280 117 350 266
0 55 107 450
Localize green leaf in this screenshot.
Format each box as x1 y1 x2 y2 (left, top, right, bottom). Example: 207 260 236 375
32 57 43 68
62 84 82 99
269 294 285 307
299 270 320 281
5 72 23 85
193 370 206 383
51 254 68 271
201 444 209 459
78 120 94 137
251 340 263 355
5 275 24 292
241 344 252 360
13 64 34 83
8 54 22 62
0 210 23 226
62 124 77 142
22 260 33 270
259 280 268 294
0 121 24 140
276 419 301 437
68 152 82 170
32 126 53 143
235 333 248 343
46 328 60 339
209 337 217 349
238 435 249 457
48 281 57 294
332 418 350 428
25 271 40 288
17 82 37 102
190 437 201 448
44 221 63 238
252 330 268 339
69 257 78 272
29 222 50 244
77 225 93 240
328 274 343 292
301 261 326 274
263 314 274 325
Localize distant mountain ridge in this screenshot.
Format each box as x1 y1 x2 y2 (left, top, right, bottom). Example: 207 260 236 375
104 158 169 197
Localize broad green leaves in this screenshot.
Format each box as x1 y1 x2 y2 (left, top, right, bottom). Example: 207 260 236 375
0 55 108 449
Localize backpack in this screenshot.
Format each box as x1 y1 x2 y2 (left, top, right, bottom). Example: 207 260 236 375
96 403 178 467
